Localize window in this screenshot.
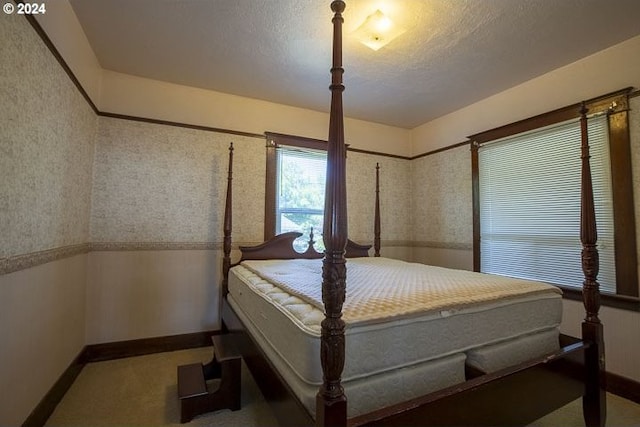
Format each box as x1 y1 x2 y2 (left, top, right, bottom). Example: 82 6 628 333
276 147 327 251
265 133 328 252
471 89 637 300
478 116 616 292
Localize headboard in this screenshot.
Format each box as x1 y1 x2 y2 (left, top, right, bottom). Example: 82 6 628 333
238 231 371 262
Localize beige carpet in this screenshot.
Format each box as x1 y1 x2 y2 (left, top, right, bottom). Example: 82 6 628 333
46 347 278 426
46 347 640 426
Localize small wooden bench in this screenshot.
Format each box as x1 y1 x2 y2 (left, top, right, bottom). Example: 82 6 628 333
177 334 241 423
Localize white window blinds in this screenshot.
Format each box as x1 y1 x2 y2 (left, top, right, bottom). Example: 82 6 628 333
478 115 616 293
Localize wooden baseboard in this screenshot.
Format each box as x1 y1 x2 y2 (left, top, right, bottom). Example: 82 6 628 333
22 328 638 427
607 371 640 404
23 330 220 427
81 330 219 363
22 350 85 427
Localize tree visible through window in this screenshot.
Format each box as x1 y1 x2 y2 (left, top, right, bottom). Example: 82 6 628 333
264 132 329 253
276 148 327 252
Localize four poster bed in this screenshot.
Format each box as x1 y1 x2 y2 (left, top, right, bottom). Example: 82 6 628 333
219 2 606 426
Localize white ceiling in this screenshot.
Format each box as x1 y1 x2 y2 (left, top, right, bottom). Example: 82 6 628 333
69 0 640 129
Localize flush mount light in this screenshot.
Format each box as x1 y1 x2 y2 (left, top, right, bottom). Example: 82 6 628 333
353 9 405 51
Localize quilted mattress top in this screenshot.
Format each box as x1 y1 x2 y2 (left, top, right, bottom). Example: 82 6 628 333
241 257 561 327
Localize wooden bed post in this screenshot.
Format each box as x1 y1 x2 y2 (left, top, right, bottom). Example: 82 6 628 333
317 1 348 426
222 142 234 296
579 104 606 427
374 163 381 257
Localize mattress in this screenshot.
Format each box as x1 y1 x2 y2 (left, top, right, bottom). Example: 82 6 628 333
466 328 560 373
228 257 562 386
228 294 467 418
240 257 562 327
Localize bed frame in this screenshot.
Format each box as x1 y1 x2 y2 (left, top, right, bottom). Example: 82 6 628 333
220 2 606 426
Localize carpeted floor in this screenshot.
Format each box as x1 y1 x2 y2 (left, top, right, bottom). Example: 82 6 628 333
46 346 640 426
46 347 278 426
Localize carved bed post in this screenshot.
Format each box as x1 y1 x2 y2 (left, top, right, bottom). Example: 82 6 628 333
578 104 606 427
222 142 234 296
374 163 381 257
317 1 348 426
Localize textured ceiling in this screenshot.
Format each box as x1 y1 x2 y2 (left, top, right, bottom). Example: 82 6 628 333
69 0 640 129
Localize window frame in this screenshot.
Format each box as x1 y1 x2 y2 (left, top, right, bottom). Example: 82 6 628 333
470 88 638 304
264 132 328 241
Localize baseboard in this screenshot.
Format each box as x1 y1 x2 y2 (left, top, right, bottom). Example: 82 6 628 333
22 350 85 427
607 371 640 404
22 328 638 427
23 330 220 427
81 330 219 363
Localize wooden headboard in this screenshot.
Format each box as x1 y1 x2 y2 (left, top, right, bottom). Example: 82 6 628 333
238 231 371 262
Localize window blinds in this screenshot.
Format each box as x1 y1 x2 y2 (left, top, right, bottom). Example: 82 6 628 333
478 115 616 293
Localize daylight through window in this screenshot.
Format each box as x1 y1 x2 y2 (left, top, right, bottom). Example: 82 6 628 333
275 146 327 252
478 116 617 293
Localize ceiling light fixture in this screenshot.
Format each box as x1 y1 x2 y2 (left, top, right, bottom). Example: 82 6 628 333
353 9 405 51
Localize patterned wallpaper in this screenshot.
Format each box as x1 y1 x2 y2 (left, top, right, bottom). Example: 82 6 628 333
70 115 640 268
347 153 411 243
410 145 473 247
409 99 640 258
4 7 636 267
0 13 97 260
91 118 265 244
90 118 413 246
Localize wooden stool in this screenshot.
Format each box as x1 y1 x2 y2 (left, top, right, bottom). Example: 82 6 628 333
177 334 241 423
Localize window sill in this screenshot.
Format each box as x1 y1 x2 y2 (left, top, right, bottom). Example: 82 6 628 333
558 285 640 312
